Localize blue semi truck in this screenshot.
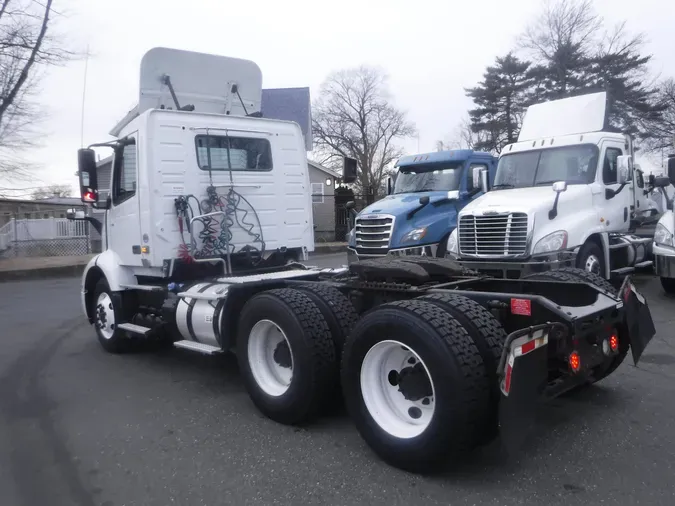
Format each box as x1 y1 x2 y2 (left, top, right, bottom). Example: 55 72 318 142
347 149 498 263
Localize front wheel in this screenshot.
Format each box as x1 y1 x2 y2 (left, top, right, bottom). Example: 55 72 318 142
341 299 489 473
92 279 130 354
661 277 675 295
577 241 605 277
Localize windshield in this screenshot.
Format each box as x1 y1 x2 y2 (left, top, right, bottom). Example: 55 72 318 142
393 164 463 194
493 144 599 189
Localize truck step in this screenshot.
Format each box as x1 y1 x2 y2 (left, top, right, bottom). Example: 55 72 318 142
117 323 151 335
177 291 227 301
173 340 222 355
119 284 164 292
635 260 653 269
611 267 635 276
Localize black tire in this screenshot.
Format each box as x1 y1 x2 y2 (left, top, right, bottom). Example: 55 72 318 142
524 268 629 383
417 293 506 444
576 241 605 277
295 284 358 355
91 278 130 354
341 299 490 474
236 288 337 425
661 277 675 295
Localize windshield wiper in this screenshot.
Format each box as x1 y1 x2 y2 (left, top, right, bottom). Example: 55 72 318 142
492 184 515 189
535 180 560 186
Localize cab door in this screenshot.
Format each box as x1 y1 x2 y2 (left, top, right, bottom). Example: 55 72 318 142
107 134 143 267
594 141 632 233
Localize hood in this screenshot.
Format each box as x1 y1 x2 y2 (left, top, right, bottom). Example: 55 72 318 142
357 190 459 217
355 190 462 248
461 185 591 216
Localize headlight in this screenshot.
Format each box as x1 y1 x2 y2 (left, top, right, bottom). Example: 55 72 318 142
655 223 674 247
401 227 427 243
446 229 458 254
533 230 568 254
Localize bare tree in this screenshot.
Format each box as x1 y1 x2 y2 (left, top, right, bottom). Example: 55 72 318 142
520 0 601 96
312 66 416 197
437 117 491 152
31 183 72 199
641 78 675 156
0 0 71 182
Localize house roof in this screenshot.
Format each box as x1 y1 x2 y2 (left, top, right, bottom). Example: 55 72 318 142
308 160 340 179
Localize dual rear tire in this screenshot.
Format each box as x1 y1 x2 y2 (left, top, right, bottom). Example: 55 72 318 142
237 287 507 473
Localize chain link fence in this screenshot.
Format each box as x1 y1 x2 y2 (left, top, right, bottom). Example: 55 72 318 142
0 217 96 258
311 192 383 243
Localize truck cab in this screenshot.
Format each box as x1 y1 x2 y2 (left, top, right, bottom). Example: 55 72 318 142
347 150 497 263
653 155 675 294
445 92 667 281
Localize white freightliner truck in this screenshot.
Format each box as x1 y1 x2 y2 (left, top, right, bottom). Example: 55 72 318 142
69 48 657 474
653 154 675 294
445 92 672 282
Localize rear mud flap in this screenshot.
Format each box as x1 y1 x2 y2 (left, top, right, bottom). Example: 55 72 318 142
619 277 656 365
496 323 564 454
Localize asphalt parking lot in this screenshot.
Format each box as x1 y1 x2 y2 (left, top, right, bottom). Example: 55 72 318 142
1 254 675 506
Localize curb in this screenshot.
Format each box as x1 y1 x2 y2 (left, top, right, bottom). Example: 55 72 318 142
0 247 348 283
311 244 347 255
0 264 87 283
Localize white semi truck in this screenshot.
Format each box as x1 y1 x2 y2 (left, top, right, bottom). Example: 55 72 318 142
445 92 671 282
69 48 657 474
653 155 675 294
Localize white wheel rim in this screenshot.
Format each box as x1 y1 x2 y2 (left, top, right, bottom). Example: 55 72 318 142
95 292 115 340
247 319 294 397
584 254 601 274
360 340 436 439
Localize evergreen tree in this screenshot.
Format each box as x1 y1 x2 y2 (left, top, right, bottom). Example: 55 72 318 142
465 53 532 153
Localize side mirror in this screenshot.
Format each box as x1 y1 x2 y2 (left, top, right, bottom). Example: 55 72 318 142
472 167 481 189
635 168 645 189
479 168 489 193
552 181 568 193
653 176 671 188
78 148 98 203
345 200 355 210
387 177 393 195
668 155 675 185
342 157 358 184
617 155 632 185
66 208 86 220
419 196 430 206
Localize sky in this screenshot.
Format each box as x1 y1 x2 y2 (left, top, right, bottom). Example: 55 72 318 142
7 0 675 195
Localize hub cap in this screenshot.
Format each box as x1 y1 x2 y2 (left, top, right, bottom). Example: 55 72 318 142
584 254 601 275
95 292 115 339
360 340 436 439
248 319 294 397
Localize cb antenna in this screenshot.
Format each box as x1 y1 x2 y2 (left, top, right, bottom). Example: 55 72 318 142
80 44 90 148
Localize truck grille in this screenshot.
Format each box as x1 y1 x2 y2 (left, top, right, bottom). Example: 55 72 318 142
354 214 394 254
459 213 529 256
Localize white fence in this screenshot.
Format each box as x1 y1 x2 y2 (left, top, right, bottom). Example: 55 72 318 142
0 218 91 257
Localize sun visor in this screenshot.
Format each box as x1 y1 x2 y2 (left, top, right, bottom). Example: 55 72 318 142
517 92 607 142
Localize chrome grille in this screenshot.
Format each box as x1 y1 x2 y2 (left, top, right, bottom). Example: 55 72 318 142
354 214 394 252
459 212 528 256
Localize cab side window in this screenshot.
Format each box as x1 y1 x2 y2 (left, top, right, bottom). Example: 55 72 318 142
113 140 137 205
467 163 487 192
602 147 622 185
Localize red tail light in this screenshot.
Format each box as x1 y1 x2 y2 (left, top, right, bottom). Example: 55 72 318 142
569 351 581 373
83 190 96 202
609 334 619 352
